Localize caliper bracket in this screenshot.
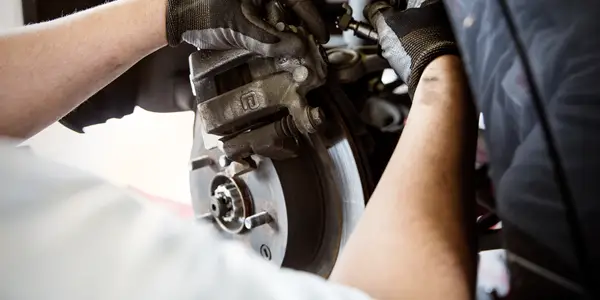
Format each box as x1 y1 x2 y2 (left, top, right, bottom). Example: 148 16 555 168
189 36 327 161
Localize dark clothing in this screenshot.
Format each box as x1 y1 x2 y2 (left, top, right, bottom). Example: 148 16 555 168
446 0 600 297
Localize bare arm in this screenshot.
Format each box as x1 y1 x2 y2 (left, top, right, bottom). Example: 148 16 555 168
0 0 328 139
331 55 477 299
0 0 167 138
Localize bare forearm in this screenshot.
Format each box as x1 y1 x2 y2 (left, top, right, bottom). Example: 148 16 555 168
331 55 476 299
0 0 167 138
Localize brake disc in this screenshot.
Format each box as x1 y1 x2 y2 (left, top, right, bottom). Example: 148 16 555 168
189 99 367 276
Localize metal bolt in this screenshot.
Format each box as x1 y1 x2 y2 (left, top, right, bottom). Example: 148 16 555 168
276 115 300 138
275 22 286 32
277 57 288 65
197 213 214 222
308 107 325 128
190 156 214 171
244 212 273 230
219 155 232 168
293 66 309 83
337 3 379 41
260 244 272 261
337 14 353 30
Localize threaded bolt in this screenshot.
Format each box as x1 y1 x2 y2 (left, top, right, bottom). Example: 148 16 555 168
275 115 300 138
244 212 273 230
308 107 325 129
197 213 214 222
190 156 214 171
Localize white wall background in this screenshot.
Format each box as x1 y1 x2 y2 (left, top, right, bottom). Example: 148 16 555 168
0 0 23 28
1 0 195 204
25 110 195 204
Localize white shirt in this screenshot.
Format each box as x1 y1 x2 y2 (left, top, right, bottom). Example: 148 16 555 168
0 142 370 300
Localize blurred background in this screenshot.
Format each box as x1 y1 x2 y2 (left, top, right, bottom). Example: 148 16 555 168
2 0 195 205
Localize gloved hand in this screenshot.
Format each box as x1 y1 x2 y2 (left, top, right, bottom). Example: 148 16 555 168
166 0 329 57
365 0 457 96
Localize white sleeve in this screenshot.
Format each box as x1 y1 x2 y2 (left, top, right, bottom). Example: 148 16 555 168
0 142 370 300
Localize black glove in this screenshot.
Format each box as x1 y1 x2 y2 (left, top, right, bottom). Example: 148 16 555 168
166 0 329 57
365 0 457 96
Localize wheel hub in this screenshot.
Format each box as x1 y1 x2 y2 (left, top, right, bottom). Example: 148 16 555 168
190 101 368 277
209 175 250 234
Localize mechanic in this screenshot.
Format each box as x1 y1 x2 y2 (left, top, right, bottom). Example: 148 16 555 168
0 0 474 299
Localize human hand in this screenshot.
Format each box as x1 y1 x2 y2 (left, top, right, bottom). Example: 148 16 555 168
166 0 329 57
365 0 457 96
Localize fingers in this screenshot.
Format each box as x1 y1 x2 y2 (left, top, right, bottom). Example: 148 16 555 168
280 0 330 44
407 0 430 8
241 1 307 57
262 31 307 57
364 1 393 25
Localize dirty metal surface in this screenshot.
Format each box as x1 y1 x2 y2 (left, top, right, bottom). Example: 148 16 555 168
189 34 327 140
189 98 366 276
327 47 389 84
187 6 367 274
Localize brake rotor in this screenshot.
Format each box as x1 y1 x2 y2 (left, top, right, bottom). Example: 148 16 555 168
189 100 367 277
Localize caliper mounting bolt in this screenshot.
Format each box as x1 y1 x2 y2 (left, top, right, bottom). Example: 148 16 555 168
308 107 326 129
293 66 309 83
275 115 300 138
